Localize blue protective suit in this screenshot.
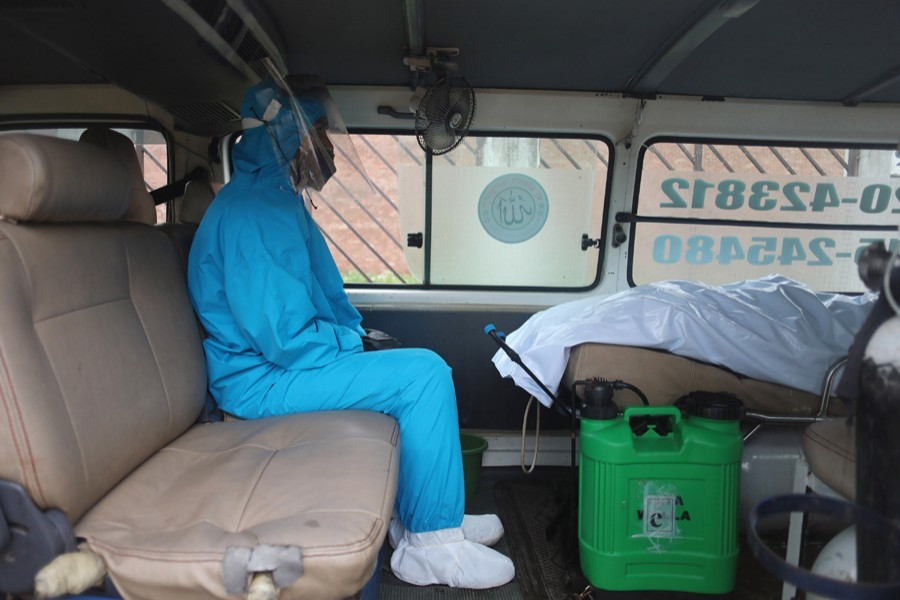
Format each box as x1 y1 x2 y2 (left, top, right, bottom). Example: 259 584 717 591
187 80 463 532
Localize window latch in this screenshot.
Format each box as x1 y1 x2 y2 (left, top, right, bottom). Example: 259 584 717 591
581 234 600 251
582 224 627 251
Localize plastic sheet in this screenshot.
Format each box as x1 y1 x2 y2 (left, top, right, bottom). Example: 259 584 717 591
492 275 877 407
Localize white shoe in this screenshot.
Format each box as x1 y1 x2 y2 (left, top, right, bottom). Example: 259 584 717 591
390 527 515 589
389 514 505 549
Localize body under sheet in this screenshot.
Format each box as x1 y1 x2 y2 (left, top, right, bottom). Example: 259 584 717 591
492 275 877 407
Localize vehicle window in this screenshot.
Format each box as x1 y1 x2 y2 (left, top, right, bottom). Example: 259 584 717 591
632 141 900 293
4 127 169 224
313 133 611 288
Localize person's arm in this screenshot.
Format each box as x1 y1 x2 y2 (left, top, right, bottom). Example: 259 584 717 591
223 214 359 370
306 219 366 335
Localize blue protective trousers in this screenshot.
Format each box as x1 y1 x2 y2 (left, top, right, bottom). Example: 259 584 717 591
265 347 465 533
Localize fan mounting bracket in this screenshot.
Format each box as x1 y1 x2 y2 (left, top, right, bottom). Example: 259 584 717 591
404 47 459 73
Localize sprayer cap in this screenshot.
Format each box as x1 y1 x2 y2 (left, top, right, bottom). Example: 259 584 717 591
676 391 744 421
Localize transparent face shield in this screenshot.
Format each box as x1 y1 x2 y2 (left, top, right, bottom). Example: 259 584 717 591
243 59 373 199
283 74 337 193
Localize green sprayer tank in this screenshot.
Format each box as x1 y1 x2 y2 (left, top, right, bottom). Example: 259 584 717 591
579 395 743 594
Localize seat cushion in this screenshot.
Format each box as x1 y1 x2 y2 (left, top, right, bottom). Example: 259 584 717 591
563 343 838 416
75 410 400 600
803 418 856 500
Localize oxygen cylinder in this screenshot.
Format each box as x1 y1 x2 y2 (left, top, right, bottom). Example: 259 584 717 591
842 241 900 585
808 526 856 600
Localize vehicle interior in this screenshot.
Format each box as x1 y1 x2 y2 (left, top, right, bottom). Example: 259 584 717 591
1 1 899 599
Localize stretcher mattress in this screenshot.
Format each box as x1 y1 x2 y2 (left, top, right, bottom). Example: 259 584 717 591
492 275 876 414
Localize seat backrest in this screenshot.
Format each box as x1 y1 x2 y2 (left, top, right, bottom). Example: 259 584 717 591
158 179 217 275
79 127 157 224
0 133 206 523
179 179 216 226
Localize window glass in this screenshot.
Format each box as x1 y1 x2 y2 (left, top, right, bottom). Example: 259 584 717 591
4 127 168 223
633 141 899 292
310 133 423 284
313 133 610 288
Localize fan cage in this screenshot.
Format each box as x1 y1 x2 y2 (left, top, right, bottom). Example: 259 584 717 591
415 76 476 155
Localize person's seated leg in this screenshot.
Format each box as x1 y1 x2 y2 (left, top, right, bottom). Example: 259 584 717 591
265 348 515 589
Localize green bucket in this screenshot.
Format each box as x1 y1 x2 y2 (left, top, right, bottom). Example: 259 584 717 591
460 433 488 502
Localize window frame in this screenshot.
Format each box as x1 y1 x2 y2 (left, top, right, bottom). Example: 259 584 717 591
337 127 616 293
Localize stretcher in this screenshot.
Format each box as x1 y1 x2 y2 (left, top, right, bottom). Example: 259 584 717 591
492 275 877 416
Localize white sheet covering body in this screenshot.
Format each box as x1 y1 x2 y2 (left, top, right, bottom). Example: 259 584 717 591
492 275 877 407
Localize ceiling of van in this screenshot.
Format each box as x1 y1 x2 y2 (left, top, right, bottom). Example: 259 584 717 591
1 0 898 134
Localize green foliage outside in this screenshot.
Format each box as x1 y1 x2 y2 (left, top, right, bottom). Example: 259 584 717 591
342 271 415 285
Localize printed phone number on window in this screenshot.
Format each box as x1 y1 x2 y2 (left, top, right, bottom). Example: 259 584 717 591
652 235 899 267
659 178 900 214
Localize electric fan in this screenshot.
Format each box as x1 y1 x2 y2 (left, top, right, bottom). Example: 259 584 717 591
414 76 476 155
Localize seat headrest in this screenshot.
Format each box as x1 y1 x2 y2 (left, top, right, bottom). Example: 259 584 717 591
79 127 157 224
180 179 216 226
0 133 130 223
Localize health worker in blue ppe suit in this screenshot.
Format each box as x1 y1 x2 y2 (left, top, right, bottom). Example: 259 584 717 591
187 73 514 589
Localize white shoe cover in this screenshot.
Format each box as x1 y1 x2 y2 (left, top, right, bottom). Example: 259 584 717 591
459 514 505 547
389 514 505 549
390 527 515 588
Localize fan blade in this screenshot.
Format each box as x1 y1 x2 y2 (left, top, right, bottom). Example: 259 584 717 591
415 76 476 154
423 121 458 149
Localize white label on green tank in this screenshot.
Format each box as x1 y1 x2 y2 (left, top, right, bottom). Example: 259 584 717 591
643 495 676 535
634 481 684 550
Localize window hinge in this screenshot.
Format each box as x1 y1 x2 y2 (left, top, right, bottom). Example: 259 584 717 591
612 223 628 248
407 232 423 248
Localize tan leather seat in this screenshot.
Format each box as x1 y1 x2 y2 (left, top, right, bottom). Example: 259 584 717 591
563 343 841 416
802 418 855 500
0 133 399 599
161 178 218 274
180 178 216 225
79 127 158 224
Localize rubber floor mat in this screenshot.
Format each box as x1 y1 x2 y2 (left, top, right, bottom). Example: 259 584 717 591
494 478 584 599
493 478 785 600
378 582 522 599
